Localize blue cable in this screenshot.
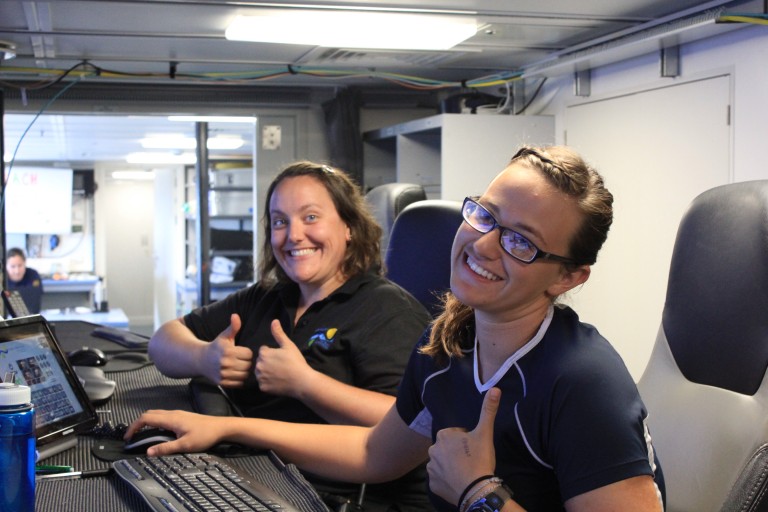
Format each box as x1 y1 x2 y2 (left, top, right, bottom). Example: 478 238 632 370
2 77 82 213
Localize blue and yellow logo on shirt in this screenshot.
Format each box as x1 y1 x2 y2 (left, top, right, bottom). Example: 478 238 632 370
308 328 338 349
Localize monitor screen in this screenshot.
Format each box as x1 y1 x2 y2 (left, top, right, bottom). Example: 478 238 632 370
0 315 98 457
5 167 74 234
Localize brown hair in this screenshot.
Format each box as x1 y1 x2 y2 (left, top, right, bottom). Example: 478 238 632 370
421 145 614 360
7 247 26 261
257 161 383 288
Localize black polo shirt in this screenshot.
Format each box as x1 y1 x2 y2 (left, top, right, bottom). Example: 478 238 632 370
183 270 433 511
183 269 431 423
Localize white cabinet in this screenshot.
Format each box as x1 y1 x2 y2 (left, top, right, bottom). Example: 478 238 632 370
363 113 554 200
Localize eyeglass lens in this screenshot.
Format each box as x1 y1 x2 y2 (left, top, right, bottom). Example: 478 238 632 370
462 199 538 262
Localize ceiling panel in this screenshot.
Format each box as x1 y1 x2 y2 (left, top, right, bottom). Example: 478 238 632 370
0 0 760 166
3 114 256 167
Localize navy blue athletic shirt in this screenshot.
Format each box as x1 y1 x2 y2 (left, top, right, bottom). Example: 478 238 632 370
397 304 666 511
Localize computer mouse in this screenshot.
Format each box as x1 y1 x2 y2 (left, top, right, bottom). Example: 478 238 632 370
73 366 116 405
67 346 108 366
124 427 177 454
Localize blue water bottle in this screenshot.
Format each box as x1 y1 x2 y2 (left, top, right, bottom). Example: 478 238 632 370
0 382 36 512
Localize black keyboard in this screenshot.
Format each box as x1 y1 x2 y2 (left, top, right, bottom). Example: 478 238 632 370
91 325 150 349
113 453 300 512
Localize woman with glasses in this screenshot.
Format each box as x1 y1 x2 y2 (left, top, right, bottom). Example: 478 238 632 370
148 160 432 511
131 147 664 512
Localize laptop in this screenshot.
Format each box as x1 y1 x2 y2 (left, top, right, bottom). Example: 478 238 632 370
0 315 98 460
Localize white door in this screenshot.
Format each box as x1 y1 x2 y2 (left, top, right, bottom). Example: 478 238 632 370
98 175 155 328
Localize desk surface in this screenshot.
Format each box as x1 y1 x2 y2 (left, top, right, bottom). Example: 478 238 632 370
42 277 99 292
35 321 328 512
42 307 130 329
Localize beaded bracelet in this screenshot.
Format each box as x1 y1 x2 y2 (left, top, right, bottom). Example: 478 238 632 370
457 475 495 511
461 480 503 512
465 482 514 512
459 476 503 512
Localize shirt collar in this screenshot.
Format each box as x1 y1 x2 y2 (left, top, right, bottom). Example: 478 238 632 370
276 268 379 305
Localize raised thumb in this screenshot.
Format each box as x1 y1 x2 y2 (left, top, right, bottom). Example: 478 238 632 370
270 318 294 348
473 387 501 439
221 314 241 344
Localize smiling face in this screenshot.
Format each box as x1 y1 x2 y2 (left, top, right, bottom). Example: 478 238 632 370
450 161 590 323
6 255 26 282
269 175 351 303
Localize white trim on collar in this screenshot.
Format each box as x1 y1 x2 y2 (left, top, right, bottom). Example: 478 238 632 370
474 304 554 392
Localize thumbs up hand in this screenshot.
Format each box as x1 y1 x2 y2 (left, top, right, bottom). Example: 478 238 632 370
254 319 315 398
427 387 501 506
202 314 253 387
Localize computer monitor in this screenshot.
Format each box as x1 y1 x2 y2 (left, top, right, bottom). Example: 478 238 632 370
0 315 98 460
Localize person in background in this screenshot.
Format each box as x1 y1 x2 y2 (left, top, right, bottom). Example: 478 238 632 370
148 160 432 511
130 146 665 512
6 247 44 313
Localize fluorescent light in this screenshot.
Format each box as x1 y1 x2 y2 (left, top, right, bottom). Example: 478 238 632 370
140 135 244 150
168 116 257 124
225 12 477 50
141 135 195 150
126 152 196 164
111 170 156 181
208 137 245 150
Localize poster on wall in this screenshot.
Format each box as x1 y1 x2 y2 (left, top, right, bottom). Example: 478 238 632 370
5 167 73 234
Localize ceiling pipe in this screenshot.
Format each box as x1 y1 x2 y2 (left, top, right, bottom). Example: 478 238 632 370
522 0 753 78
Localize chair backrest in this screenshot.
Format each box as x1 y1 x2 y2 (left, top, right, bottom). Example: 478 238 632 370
385 199 463 317
638 180 768 512
365 183 426 261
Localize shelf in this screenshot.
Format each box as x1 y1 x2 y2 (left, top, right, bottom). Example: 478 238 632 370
184 158 255 309
362 113 555 201
211 250 252 257
363 114 444 141
210 280 251 289
209 186 252 192
210 214 252 220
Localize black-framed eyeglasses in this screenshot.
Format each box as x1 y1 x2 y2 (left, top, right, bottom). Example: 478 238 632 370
461 197 577 265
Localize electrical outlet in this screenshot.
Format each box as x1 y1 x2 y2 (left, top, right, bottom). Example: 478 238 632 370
262 125 281 150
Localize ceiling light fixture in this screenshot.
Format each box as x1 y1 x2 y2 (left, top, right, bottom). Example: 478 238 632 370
225 12 477 50
125 152 196 164
167 116 257 124
111 170 156 181
140 135 244 150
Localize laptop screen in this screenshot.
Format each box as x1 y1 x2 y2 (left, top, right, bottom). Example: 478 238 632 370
0 315 98 458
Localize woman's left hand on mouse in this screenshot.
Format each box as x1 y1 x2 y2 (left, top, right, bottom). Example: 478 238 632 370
125 410 225 457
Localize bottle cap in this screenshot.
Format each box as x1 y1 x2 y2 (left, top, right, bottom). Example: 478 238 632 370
0 382 32 406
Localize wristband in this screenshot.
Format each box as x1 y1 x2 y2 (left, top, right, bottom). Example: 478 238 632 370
457 474 495 511
461 479 502 512
466 482 514 512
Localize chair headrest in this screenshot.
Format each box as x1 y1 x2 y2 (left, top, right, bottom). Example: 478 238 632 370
365 183 427 231
365 183 427 260
385 200 463 317
664 180 768 395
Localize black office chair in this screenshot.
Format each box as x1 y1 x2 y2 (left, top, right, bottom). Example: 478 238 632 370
385 199 463 317
637 180 768 512
364 183 426 262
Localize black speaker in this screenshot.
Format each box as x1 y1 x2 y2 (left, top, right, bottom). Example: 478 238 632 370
73 169 96 196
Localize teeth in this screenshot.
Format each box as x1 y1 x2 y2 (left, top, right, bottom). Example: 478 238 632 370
467 256 501 281
290 248 316 256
